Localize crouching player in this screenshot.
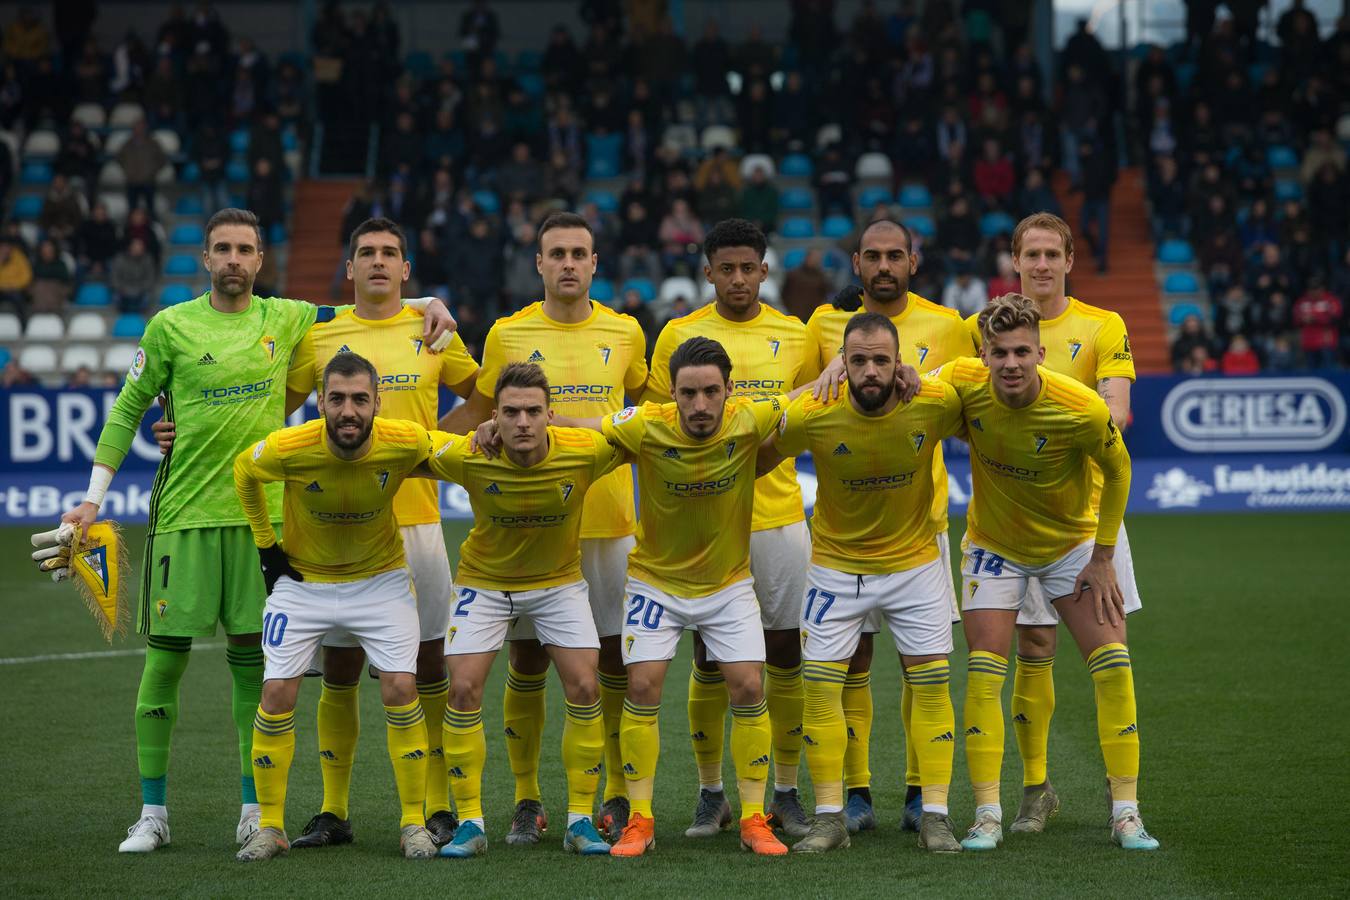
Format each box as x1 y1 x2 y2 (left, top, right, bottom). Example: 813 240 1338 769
761 313 966 854
231 352 439 861
423 363 624 859
936 294 1159 852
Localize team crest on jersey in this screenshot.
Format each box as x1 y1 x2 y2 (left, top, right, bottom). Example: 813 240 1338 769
411 337 424 355
1033 432 1049 454
971 417 984 431
596 342 612 365
156 598 168 618
558 479 575 503
909 430 927 453
1067 338 1083 361
377 470 390 491
767 337 781 358
260 336 277 361
725 440 737 459
913 341 931 366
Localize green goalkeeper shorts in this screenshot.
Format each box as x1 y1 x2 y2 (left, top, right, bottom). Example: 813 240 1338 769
137 525 267 637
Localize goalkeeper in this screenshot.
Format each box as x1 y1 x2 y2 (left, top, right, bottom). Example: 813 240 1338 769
43 209 455 855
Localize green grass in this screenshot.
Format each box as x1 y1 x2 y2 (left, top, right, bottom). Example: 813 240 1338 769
2 514 1347 898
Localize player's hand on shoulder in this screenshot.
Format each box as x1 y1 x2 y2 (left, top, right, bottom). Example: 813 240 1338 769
896 363 922 403
419 297 458 352
470 416 502 459
258 543 303 593
831 284 863 311
810 355 847 402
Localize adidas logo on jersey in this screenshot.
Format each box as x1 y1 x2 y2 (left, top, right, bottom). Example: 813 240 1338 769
142 707 168 720
749 754 770 767
401 749 426 761
832 442 851 455
663 447 681 459
338 344 352 353
253 755 275 769
1118 722 1138 735
485 482 502 495
305 480 323 492
527 349 546 362
318 749 338 760
197 352 217 366
1012 713 1031 725
931 731 955 742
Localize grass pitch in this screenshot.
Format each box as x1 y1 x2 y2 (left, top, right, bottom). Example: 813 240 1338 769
1 513 1346 898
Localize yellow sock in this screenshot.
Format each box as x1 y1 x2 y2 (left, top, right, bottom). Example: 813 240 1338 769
1012 654 1055 787
1088 643 1140 804
730 699 771 820
802 661 848 812
443 705 486 822
251 707 296 832
902 679 919 788
841 671 873 789
418 677 450 816
687 665 728 788
965 651 1009 809
905 660 955 813
597 670 628 801
503 665 547 803
316 680 359 820
764 663 803 789
563 699 605 818
384 701 428 829
620 699 660 817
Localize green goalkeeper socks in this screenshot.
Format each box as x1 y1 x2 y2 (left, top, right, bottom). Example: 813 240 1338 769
227 644 265 804
135 636 192 805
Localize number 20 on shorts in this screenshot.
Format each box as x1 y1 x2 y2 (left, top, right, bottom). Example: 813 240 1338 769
625 594 665 629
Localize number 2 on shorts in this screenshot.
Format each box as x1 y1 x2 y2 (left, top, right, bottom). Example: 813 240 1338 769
453 588 477 617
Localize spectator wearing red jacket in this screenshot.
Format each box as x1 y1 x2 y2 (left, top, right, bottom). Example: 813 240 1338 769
1294 276 1343 368
1221 335 1261 375
973 138 1015 207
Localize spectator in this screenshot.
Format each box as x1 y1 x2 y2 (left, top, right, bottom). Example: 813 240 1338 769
425 108 467 177
1294 276 1343 368
739 165 780 234
1247 243 1296 303
937 195 980 268
54 121 100 195
459 0 501 62
194 120 231 213
658 198 705 274
248 110 285 172
1017 168 1062 218
541 25 582 94
0 239 33 315
1059 63 1105 187
618 202 661 282
942 260 987 316
144 57 186 130
1265 334 1298 372
1221 334 1261 375
67 365 94 388
123 206 162 263
39 174 85 244
109 237 157 312
380 111 423 179
2 359 37 387
973 137 1015 208
501 222 540 309
413 228 451 300
30 239 74 314
543 148 580 206
1079 138 1114 272
987 251 1018 298
246 158 284 233
496 142 545 204
770 70 813 151
691 19 733 126
696 164 739 226
116 119 170 215
1198 229 1244 298
1213 285 1252 346
661 294 693 330
1180 343 1217 375
1238 197 1277 252
76 202 120 276
1300 127 1346 186
782 248 829 322
3 6 50 65
546 105 582 172
451 217 502 314
814 145 854 217
619 288 658 357
1148 155 1186 238
1171 314 1212 371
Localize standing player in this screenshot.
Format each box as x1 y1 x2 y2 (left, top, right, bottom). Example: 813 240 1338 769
54 208 453 853
804 219 974 832
424 364 622 859
232 352 439 861
280 218 479 849
937 295 1158 852
761 313 966 854
643 219 819 839
966 212 1139 833
439 212 648 843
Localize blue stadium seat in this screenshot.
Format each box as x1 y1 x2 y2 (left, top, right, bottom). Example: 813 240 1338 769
1267 145 1298 169
898 184 933 208
229 129 249 154
621 278 656 302
858 186 893 209
1274 180 1302 202
170 224 204 246
0 347 10 368
781 217 815 239
516 50 543 72
165 254 197 276
226 159 250 182
74 282 112 307
282 129 299 151
175 195 205 216
780 187 814 211
780 153 813 178
472 190 501 214
404 51 435 77
585 132 623 179
1163 272 1200 295
904 214 936 238
13 194 42 219
180 162 200 183
518 73 546 98
21 162 52 185
160 284 196 306
1176 62 1196 90
589 279 614 303
822 215 853 239
1157 239 1194 265
1168 302 1203 325
783 249 807 270
980 212 1016 238
585 190 619 213
269 223 288 245
112 314 146 338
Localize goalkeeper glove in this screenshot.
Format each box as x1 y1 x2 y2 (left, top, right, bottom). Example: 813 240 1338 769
831 284 864 311
258 543 304 593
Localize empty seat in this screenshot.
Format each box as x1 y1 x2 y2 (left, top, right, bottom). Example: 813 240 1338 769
22 129 60 158
111 313 146 338
1157 239 1194 264
1267 145 1298 169
659 276 698 303
621 278 657 302
21 161 52 185
783 248 807 269
822 215 853 239
19 345 58 373
855 152 893 180
170 224 205 246
584 190 619 213
74 282 113 307
68 312 108 339
898 183 933 208
404 50 435 77
61 344 103 373
13 194 42 219
225 159 250 182
780 153 813 178
165 254 197 276
99 160 126 188
269 222 288 245
905 214 936 238
160 284 196 306
98 192 129 223
71 102 107 129
815 124 843 150
588 279 613 303
25 313 65 341
0 346 9 367
661 124 698 155
0 312 21 341
152 129 182 156
471 190 501 214
103 343 139 372
103 130 131 155
700 125 737 152
780 187 814 211
980 211 1016 237
175 195 205 216
739 153 776 180
781 217 816 239
108 102 146 128
857 186 893 209
1168 302 1203 325
1274 180 1302 202
1163 272 1200 294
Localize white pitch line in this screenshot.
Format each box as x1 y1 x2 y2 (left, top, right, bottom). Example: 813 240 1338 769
0 641 225 665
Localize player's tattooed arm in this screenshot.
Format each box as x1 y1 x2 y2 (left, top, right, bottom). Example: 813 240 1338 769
439 387 493 432
1097 377 1132 430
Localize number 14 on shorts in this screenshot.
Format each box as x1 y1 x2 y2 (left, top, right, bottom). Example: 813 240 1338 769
966 548 1005 576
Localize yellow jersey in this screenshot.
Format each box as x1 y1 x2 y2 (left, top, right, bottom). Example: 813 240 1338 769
234 417 433 582
965 296 1135 387
645 303 819 531
776 379 964 574
426 427 625 592
287 307 479 527
935 358 1130 567
602 395 787 597
477 300 649 539
805 292 976 534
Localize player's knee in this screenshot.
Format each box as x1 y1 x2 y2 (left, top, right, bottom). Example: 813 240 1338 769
260 679 299 714
449 679 484 711
723 667 765 706
508 639 550 675
625 668 663 705
1017 626 1057 657
849 634 874 673
561 675 599 707
380 673 418 707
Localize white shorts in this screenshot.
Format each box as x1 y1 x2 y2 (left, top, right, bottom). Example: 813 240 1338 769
960 539 1099 614
1015 524 1143 625
802 560 955 661
446 580 599 655
263 569 419 680
507 535 635 641
621 577 765 665
862 532 958 633
322 524 451 649
750 521 810 631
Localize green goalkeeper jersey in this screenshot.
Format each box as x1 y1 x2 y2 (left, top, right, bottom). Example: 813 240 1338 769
94 293 321 534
